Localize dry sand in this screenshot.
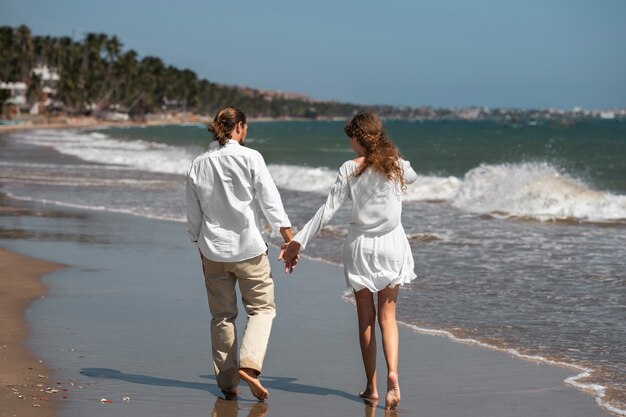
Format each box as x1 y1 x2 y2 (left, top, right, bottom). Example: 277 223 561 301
0 248 64 417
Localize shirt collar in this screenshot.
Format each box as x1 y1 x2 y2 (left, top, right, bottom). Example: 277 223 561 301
209 139 239 149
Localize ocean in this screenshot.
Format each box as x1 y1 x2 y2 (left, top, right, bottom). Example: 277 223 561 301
1 119 625 413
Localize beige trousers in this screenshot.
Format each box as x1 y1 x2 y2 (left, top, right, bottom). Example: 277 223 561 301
202 253 276 391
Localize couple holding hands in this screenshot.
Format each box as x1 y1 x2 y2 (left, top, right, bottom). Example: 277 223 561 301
186 107 417 410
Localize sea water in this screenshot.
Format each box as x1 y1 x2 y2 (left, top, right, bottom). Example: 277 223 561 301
1 119 624 413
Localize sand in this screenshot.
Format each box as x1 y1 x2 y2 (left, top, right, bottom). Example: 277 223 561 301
0 248 64 417
0 195 616 417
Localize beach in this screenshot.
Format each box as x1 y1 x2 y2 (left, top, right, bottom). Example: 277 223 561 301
0 244 64 416
1 122 624 416
0 187 617 417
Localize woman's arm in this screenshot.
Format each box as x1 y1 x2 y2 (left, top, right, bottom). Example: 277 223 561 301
402 159 418 185
292 165 349 250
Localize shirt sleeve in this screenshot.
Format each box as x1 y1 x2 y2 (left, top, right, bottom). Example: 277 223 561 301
402 159 418 185
186 165 202 243
251 153 291 237
293 165 349 250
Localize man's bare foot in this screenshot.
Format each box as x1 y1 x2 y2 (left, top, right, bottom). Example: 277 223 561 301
238 368 269 401
220 388 238 401
249 402 269 417
385 372 401 410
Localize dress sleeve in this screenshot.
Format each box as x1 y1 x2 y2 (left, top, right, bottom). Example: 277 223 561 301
293 165 349 250
402 159 418 185
186 165 202 243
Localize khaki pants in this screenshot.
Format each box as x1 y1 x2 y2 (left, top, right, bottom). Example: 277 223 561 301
202 253 276 391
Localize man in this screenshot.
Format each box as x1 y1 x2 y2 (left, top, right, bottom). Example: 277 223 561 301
186 106 294 401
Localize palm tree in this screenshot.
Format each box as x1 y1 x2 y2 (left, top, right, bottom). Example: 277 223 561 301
128 56 166 115
108 48 137 109
15 25 34 81
0 26 17 80
96 35 123 108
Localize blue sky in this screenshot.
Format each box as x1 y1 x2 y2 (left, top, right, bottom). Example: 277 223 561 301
2 0 625 109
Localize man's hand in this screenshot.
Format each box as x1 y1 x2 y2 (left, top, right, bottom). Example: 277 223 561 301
278 241 301 274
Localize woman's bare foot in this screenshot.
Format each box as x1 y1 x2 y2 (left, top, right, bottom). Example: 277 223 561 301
238 368 269 401
385 372 401 410
359 384 379 407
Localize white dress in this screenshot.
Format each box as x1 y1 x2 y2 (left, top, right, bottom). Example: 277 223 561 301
293 159 418 292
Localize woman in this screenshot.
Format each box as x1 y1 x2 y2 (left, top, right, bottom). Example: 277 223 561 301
280 111 417 409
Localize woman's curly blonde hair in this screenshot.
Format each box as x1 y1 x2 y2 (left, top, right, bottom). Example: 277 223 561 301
344 111 405 190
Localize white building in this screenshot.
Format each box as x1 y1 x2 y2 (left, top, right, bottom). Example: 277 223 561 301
0 81 27 106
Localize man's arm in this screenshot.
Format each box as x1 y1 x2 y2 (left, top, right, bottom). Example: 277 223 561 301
251 154 291 236
186 168 202 243
279 227 293 243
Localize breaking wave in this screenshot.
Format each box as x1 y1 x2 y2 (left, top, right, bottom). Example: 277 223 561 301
13 129 626 223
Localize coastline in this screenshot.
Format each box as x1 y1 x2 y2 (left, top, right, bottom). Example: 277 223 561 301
340 288 626 417
0 114 209 132
0 247 64 417
0 192 617 417
0 114 347 133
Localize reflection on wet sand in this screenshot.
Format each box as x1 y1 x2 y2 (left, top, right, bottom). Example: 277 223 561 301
361 398 402 417
211 398 269 417
0 192 87 219
363 399 377 417
0 227 111 244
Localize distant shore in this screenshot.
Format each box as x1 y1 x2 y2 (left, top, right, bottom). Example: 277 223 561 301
0 114 209 132
2 109 621 134
0 113 356 133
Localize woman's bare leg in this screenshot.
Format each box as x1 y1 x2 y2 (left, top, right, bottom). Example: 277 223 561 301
378 285 400 410
354 288 378 400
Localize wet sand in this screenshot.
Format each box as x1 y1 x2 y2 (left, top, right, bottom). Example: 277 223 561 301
0 248 64 417
0 196 616 417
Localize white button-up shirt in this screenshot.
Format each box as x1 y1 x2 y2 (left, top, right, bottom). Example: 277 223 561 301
186 139 291 262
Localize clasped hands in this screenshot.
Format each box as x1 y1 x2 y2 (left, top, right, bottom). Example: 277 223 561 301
278 240 301 274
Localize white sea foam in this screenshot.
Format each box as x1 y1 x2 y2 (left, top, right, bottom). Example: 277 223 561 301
267 164 337 193
4 191 187 223
14 129 198 175
13 130 626 223
264 162 626 222
405 175 462 201
265 164 463 200
450 162 626 222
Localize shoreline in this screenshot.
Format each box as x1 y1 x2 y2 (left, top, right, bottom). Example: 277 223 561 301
3 187 624 414
340 291 625 417
400 321 623 416
1 186 624 414
0 115 209 132
0 193 618 416
0 247 65 417
0 114 347 133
